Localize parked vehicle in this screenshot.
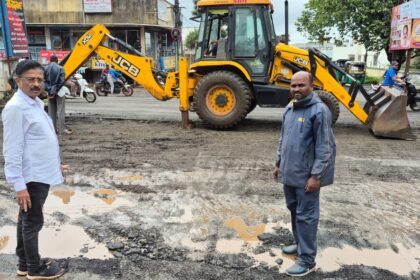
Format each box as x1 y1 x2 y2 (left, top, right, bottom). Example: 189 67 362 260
404 76 420 111
333 59 350 83
342 61 366 85
61 0 414 140
95 76 134 96
63 73 96 103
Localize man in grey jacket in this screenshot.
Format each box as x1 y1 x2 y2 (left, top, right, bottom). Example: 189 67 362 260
44 55 71 135
273 71 336 277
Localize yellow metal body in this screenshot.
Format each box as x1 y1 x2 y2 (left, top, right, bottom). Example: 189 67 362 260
271 44 368 123
63 24 176 102
63 10 411 138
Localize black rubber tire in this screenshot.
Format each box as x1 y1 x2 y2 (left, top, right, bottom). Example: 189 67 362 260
314 90 340 124
122 86 134 96
84 92 96 103
409 102 420 111
247 98 257 114
193 71 251 129
95 86 107 96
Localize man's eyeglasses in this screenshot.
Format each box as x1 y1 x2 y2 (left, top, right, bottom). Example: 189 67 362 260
19 76 44 84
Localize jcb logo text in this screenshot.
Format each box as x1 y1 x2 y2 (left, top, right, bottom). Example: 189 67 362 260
112 56 140 77
293 56 308 66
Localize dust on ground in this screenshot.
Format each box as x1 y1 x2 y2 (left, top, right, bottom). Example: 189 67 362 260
0 115 419 279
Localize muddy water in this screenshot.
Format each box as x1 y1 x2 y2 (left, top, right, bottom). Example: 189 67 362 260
0 225 112 259
216 217 420 275
0 187 135 260
223 217 265 241
48 186 132 219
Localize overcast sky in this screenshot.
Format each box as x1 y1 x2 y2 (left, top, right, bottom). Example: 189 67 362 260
178 0 309 44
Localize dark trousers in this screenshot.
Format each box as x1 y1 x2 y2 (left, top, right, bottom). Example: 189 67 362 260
283 184 320 268
16 182 50 273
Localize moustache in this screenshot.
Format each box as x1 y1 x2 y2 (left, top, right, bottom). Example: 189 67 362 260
30 86 42 91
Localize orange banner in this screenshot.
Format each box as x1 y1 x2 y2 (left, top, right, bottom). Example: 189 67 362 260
411 19 420 48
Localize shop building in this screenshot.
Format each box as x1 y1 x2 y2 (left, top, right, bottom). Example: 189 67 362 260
23 0 175 80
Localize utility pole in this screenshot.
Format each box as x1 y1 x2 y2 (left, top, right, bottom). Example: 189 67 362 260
285 0 289 44
173 0 183 70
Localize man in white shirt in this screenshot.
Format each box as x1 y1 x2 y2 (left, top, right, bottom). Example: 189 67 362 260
2 60 66 279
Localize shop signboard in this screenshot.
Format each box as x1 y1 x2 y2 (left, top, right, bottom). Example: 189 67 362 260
389 0 420 50
91 58 107 70
0 0 29 57
83 0 112 13
411 19 420 48
39 50 70 65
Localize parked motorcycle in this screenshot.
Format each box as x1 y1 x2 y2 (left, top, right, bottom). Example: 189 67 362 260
62 73 97 103
95 76 134 96
404 76 419 111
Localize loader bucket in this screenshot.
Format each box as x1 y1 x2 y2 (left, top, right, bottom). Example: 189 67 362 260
367 86 416 140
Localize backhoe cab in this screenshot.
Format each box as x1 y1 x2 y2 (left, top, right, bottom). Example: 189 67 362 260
63 0 414 140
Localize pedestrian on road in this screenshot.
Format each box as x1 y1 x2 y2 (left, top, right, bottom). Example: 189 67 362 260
44 54 72 135
2 59 67 279
272 71 336 277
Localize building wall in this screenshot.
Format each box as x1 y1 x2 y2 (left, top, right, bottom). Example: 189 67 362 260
332 45 389 69
23 0 173 27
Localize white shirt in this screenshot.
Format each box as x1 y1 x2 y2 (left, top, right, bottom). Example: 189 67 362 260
2 89 63 192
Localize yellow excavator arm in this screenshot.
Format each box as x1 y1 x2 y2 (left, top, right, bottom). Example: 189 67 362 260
271 43 414 140
61 24 177 101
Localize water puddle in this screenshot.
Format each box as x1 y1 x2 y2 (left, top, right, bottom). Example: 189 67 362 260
0 236 10 251
116 175 144 181
223 217 265 241
318 244 420 275
93 189 117 205
0 225 112 259
216 217 420 275
52 188 75 204
47 187 132 219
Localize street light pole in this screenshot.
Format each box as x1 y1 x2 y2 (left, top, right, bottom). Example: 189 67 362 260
285 0 289 44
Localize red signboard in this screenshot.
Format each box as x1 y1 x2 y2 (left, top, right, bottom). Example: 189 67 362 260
39 50 71 65
5 0 29 57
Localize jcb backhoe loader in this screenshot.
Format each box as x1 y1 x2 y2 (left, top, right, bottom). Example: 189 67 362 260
61 0 414 140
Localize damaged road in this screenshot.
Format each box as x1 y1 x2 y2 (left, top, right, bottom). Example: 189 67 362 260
0 93 419 279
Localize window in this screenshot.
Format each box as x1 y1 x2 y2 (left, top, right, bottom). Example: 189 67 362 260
373 53 379 67
145 32 156 58
27 27 45 45
234 8 256 57
50 29 71 50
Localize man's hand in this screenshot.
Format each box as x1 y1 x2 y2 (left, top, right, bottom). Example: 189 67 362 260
305 176 321 193
16 189 31 212
61 164 70 173
272 167 280 180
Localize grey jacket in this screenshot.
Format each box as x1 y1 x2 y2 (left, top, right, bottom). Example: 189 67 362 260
44 62 65 97
276 93 336 187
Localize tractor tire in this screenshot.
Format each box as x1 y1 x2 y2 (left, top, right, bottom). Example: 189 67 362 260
247 97 257 114
194 71 251 129
314 90 340 124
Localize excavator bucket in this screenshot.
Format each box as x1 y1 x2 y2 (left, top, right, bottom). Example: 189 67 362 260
367 86 416 140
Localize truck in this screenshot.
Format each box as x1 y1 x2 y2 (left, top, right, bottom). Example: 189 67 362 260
61 0 415 140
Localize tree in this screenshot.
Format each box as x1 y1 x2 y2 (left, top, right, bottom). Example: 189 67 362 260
296 0 418 64
185 29 199 49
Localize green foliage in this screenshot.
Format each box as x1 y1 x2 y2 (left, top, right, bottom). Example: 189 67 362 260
296 0 396 52
411 57 420 69
185 29 199 49
364 76 382 84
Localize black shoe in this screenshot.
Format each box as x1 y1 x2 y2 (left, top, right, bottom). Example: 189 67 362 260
17 258 53 277
26 262 64 280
